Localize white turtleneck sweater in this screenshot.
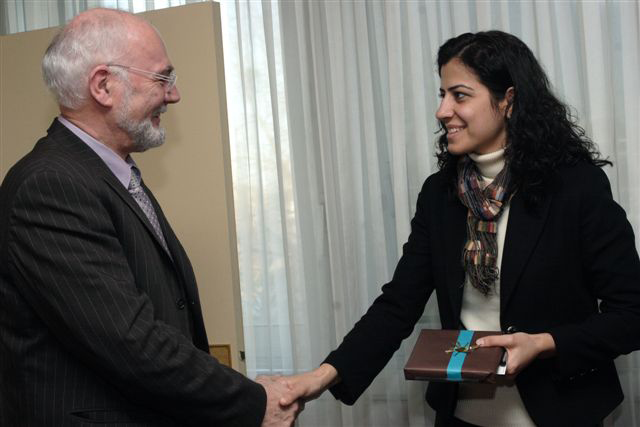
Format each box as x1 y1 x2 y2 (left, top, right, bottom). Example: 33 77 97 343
453 149 536 427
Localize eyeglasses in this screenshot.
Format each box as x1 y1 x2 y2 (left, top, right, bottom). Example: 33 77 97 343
108 63 177 91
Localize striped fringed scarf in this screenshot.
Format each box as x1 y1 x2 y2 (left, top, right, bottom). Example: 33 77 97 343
457 155 512 296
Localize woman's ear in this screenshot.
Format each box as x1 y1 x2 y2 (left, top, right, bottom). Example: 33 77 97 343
502 87 515 119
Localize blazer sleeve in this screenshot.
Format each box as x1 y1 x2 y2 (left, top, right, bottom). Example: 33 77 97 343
549 166 640 379
6 169 266 426
324 177 437 404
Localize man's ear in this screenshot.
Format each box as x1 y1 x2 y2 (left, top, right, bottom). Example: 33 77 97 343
88 65 114 108
502 86 515 119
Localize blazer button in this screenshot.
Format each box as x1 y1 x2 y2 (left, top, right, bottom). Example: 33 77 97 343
176 298 186 310
506 326 518 334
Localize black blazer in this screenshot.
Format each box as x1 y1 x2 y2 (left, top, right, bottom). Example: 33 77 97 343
325 162 640 426
0 119 265 426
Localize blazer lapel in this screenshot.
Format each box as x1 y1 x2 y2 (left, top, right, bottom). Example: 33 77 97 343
145 189 210 349
443 193 468 320
46 119 173 263
150 200 210 349
143 184 193 280
101 174 174 263
46 120 206 344
500 192 552 312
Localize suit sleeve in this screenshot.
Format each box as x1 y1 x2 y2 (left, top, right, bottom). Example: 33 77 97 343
324 178 436 404
6 170 266 426
549 166 640 379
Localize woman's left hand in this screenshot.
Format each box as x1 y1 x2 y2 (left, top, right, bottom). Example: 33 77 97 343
476 332 556 377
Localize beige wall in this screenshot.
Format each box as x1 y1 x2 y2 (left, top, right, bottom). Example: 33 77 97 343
0 2 247 373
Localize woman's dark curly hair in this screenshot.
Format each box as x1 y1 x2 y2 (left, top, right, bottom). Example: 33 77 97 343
436 31 610 206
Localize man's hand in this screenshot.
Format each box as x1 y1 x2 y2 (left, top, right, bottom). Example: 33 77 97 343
278 363 339 406
256 376 301 427
476 332 556 376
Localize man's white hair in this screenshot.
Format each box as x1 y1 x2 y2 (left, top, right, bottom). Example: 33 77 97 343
41 9 133 109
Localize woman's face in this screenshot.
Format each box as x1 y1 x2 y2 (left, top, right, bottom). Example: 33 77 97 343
436 58 510 155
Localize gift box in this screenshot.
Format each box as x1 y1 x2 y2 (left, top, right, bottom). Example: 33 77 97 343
404 329 505 382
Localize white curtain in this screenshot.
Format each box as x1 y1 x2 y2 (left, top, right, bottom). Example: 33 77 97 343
221 1 640 426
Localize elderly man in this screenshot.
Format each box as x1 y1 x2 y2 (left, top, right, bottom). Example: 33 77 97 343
0 8 297 427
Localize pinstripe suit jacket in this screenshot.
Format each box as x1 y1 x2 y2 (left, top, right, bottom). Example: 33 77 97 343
0 119 265 427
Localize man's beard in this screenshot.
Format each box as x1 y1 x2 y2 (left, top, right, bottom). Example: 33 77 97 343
116 85 167 152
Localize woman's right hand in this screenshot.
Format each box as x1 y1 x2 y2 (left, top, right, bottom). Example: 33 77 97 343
278 363 340 406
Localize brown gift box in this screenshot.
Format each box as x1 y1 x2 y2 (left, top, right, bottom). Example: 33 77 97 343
404 329 505 382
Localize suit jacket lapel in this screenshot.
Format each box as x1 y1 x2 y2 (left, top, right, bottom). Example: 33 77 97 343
443 192 468 320
102 163 208 346
500 192 552 313
143 184 193 281
101 174 175 263
47 119 207 345
47 119 174 264
149 198 211 349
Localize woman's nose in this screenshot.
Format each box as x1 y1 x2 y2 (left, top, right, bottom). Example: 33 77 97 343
435 97 453 121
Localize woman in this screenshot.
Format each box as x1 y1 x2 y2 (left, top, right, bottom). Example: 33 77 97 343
279 31 640 426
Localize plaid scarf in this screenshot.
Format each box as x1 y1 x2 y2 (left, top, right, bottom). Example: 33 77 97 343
456 155 512 296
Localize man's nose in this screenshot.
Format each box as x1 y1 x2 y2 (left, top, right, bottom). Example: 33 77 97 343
165 85 181 103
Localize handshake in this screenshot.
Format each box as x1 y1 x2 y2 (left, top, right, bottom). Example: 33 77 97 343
256 363 339 427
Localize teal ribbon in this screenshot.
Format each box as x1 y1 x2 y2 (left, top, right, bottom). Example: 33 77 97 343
446 330 474 381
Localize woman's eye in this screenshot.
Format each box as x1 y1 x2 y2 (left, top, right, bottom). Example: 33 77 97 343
438 91 467 100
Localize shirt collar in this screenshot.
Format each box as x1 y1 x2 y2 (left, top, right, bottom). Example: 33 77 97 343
57 116 135 188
